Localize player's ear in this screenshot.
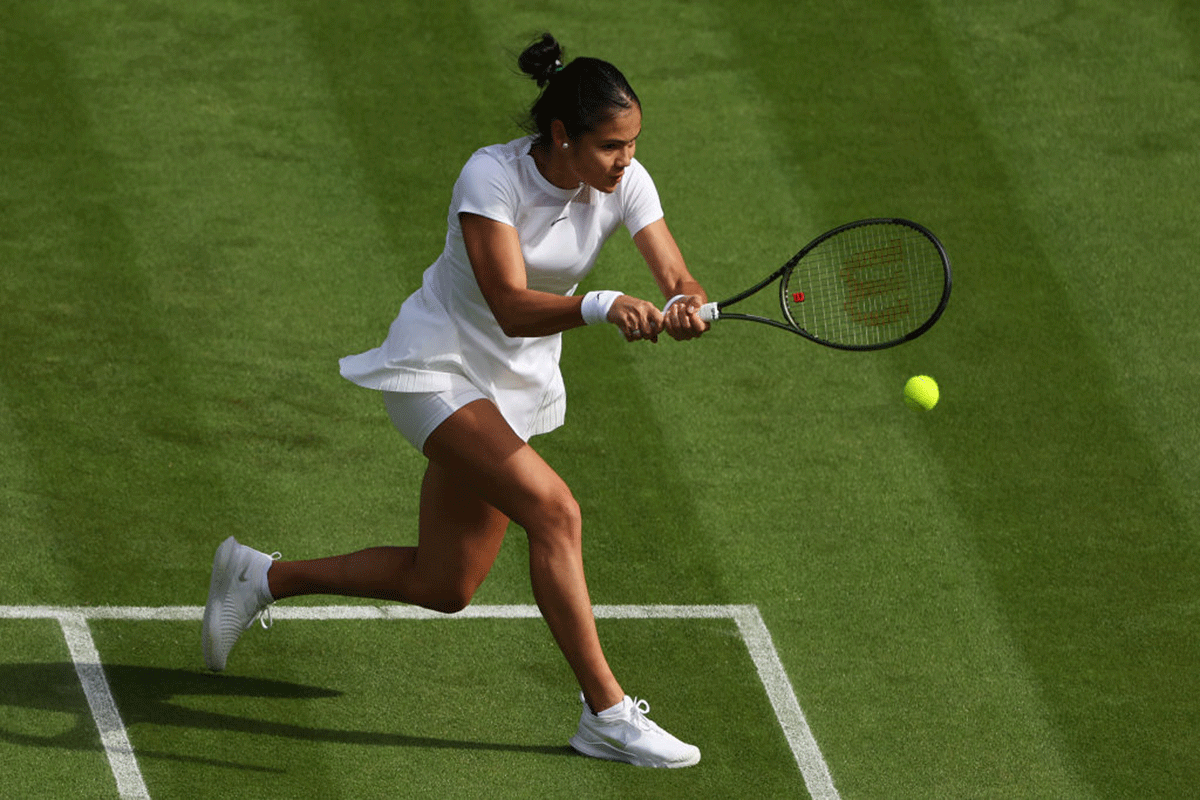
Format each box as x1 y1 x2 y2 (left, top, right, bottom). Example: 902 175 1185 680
550 119 569 149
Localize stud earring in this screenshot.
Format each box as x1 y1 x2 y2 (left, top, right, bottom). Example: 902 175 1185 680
562 142 569 149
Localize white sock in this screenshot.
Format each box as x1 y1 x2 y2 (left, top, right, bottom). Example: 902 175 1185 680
259 563 275 603
595 696 629 717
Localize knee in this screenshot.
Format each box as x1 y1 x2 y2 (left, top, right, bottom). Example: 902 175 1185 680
423 584 475 614
526 487 582 550
410 567 482 615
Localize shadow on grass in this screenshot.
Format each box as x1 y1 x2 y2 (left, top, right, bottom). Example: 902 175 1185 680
0 663 571 771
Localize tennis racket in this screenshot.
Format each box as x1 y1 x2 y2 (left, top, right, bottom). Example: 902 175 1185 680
698 218 952 351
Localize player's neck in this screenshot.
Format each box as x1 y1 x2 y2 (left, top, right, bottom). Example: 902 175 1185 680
530 140 580 191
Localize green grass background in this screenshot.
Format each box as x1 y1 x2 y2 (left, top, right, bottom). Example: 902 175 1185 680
2 0 1198 797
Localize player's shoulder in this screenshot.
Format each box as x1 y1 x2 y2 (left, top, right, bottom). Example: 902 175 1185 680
463 137 532 175
615 156 656 198
456 138 535 199
628 155 652 181
452 137 535 216
613 155 652 188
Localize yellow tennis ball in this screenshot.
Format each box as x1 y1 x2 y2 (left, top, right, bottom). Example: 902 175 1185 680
904 375 939 411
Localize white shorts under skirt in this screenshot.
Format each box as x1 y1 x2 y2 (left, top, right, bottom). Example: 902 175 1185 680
381 375 488 453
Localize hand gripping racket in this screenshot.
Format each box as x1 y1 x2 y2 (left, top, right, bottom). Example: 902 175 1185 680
698 218 952 351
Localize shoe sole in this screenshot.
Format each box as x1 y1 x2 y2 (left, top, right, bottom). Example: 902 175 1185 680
568 734 701 768
201 536 239 671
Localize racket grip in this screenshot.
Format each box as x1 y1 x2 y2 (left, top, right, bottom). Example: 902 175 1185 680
697 302 720 322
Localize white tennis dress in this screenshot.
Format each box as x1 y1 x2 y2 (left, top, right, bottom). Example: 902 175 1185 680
339 136 665 440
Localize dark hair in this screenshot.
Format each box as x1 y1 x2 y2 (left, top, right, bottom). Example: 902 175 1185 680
517 33 640 145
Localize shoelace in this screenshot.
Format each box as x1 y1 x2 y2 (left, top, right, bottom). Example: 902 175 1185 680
626 698 662 732
250 551 282 631
254 606 274 631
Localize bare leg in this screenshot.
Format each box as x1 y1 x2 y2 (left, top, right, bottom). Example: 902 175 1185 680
268 463 509 612
420 401 624 712
266 399 624 712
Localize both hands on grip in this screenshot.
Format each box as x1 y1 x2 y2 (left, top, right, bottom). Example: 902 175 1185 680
605 293 709 343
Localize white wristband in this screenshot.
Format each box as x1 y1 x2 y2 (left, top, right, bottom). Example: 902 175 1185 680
580 290 623 325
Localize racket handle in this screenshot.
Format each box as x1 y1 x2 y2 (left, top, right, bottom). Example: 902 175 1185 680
697 302 719 322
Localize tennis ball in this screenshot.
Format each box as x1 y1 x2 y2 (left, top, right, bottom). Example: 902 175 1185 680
904 375 939 411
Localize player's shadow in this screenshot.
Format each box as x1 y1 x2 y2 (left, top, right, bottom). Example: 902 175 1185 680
0 662 570 771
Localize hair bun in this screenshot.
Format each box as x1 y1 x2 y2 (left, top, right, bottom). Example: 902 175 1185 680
518 32 565 88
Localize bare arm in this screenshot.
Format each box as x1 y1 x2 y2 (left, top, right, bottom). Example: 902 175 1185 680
461 212 672 342
633 218 709 340
461 212 705 342
460 212 587 338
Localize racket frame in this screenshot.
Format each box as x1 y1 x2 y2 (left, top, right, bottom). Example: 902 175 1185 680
706 218 952 351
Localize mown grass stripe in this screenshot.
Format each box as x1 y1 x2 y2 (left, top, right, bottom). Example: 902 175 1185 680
917 2 1200 794
711 2 1110 796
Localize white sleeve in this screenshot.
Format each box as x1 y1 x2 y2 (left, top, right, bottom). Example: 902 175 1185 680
620 159 665 238
450 151 519 227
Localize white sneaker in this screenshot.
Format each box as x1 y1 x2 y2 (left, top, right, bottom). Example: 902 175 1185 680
569 694 701 768
202 536 277 671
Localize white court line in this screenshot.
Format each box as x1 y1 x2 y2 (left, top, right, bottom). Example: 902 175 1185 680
56 614 150 800
731 606 839 800
4 604 838 800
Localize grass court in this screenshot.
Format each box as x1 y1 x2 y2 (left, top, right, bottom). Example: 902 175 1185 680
2 1 1198 797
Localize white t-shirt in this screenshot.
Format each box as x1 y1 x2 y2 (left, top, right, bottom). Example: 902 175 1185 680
339 136 665 439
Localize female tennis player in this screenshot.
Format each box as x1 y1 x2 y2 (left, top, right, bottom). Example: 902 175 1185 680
203 33 707 768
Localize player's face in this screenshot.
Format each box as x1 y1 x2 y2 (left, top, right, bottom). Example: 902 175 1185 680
568 104 642 193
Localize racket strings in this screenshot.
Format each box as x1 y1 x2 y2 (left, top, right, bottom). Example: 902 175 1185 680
783 223 947 348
